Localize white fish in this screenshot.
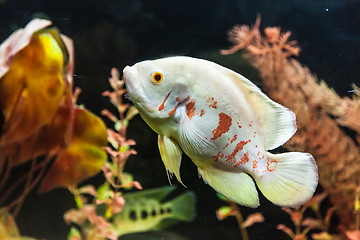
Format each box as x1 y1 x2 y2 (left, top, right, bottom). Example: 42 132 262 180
123 56 318 208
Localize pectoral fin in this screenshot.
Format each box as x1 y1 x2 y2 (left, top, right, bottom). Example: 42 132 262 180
177 110 216 156
158 135 184 186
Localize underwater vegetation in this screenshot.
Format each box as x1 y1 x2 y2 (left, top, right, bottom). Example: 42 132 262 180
0 19 196 240
0 19 109 238
0 9 358 240
221 16 360 239
0 18 108 209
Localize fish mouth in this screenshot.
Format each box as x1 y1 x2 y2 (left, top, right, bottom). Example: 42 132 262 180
122 66 139 99
122 66 156 114
123 66 144 103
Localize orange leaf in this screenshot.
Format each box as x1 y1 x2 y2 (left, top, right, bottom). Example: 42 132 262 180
302 217 321 229
39 108 107 192
9 104 72 166
345 230 360 240
242 212 264 228
277 224 294 238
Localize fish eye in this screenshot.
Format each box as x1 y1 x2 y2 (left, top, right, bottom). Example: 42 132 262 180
151 72 163 84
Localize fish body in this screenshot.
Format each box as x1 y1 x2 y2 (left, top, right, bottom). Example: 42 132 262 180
123 56 318 208
113 186 196 236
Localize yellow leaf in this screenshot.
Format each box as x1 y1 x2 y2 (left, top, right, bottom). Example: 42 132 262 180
0 30 66 145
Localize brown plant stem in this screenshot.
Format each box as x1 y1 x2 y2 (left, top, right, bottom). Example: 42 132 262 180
0 85 25 141
0 157 51 207
0 156 10 191
12 157 37 217
230 201 249 240
0 154 51 215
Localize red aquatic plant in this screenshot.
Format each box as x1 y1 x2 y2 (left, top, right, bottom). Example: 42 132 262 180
277 193 337 240
64 68 142 240
221 15 360 236
216 194 264 240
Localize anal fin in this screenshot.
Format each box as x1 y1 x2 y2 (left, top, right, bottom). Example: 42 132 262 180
198 167 259 208
158 135 184 186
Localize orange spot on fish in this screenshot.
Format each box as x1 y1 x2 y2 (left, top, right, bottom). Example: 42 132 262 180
168 106 178 116
230 134 237 143
200 109 205 117
159 91 171 111
213 151 224 162
252 159 258 170
209 101 217 109
186 99 196 119
206 97 217 109
225 140 250 163
168 95 190 116
266 160 278 172
211 113 232 140
235 152 249 167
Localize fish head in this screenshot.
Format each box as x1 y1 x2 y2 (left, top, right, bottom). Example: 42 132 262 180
123 57 194 134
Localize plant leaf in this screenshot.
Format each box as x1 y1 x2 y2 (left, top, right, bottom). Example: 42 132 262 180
0 29 66 146
277 224 294 238
216 206 235 221
345 230 360 240
242 212 264 228
0 208 20 237
302 217 321 229
312 231 332 240
67 227 81 240
39 108 108 192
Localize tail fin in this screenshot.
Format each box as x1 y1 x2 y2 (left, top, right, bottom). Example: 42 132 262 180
165 191 196 222
255 152 318 207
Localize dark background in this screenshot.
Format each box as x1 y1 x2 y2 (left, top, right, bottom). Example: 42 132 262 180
0 0 359 239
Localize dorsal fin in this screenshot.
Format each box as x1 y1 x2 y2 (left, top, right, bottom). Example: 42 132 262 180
124 185 176 201
216 65 296 150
